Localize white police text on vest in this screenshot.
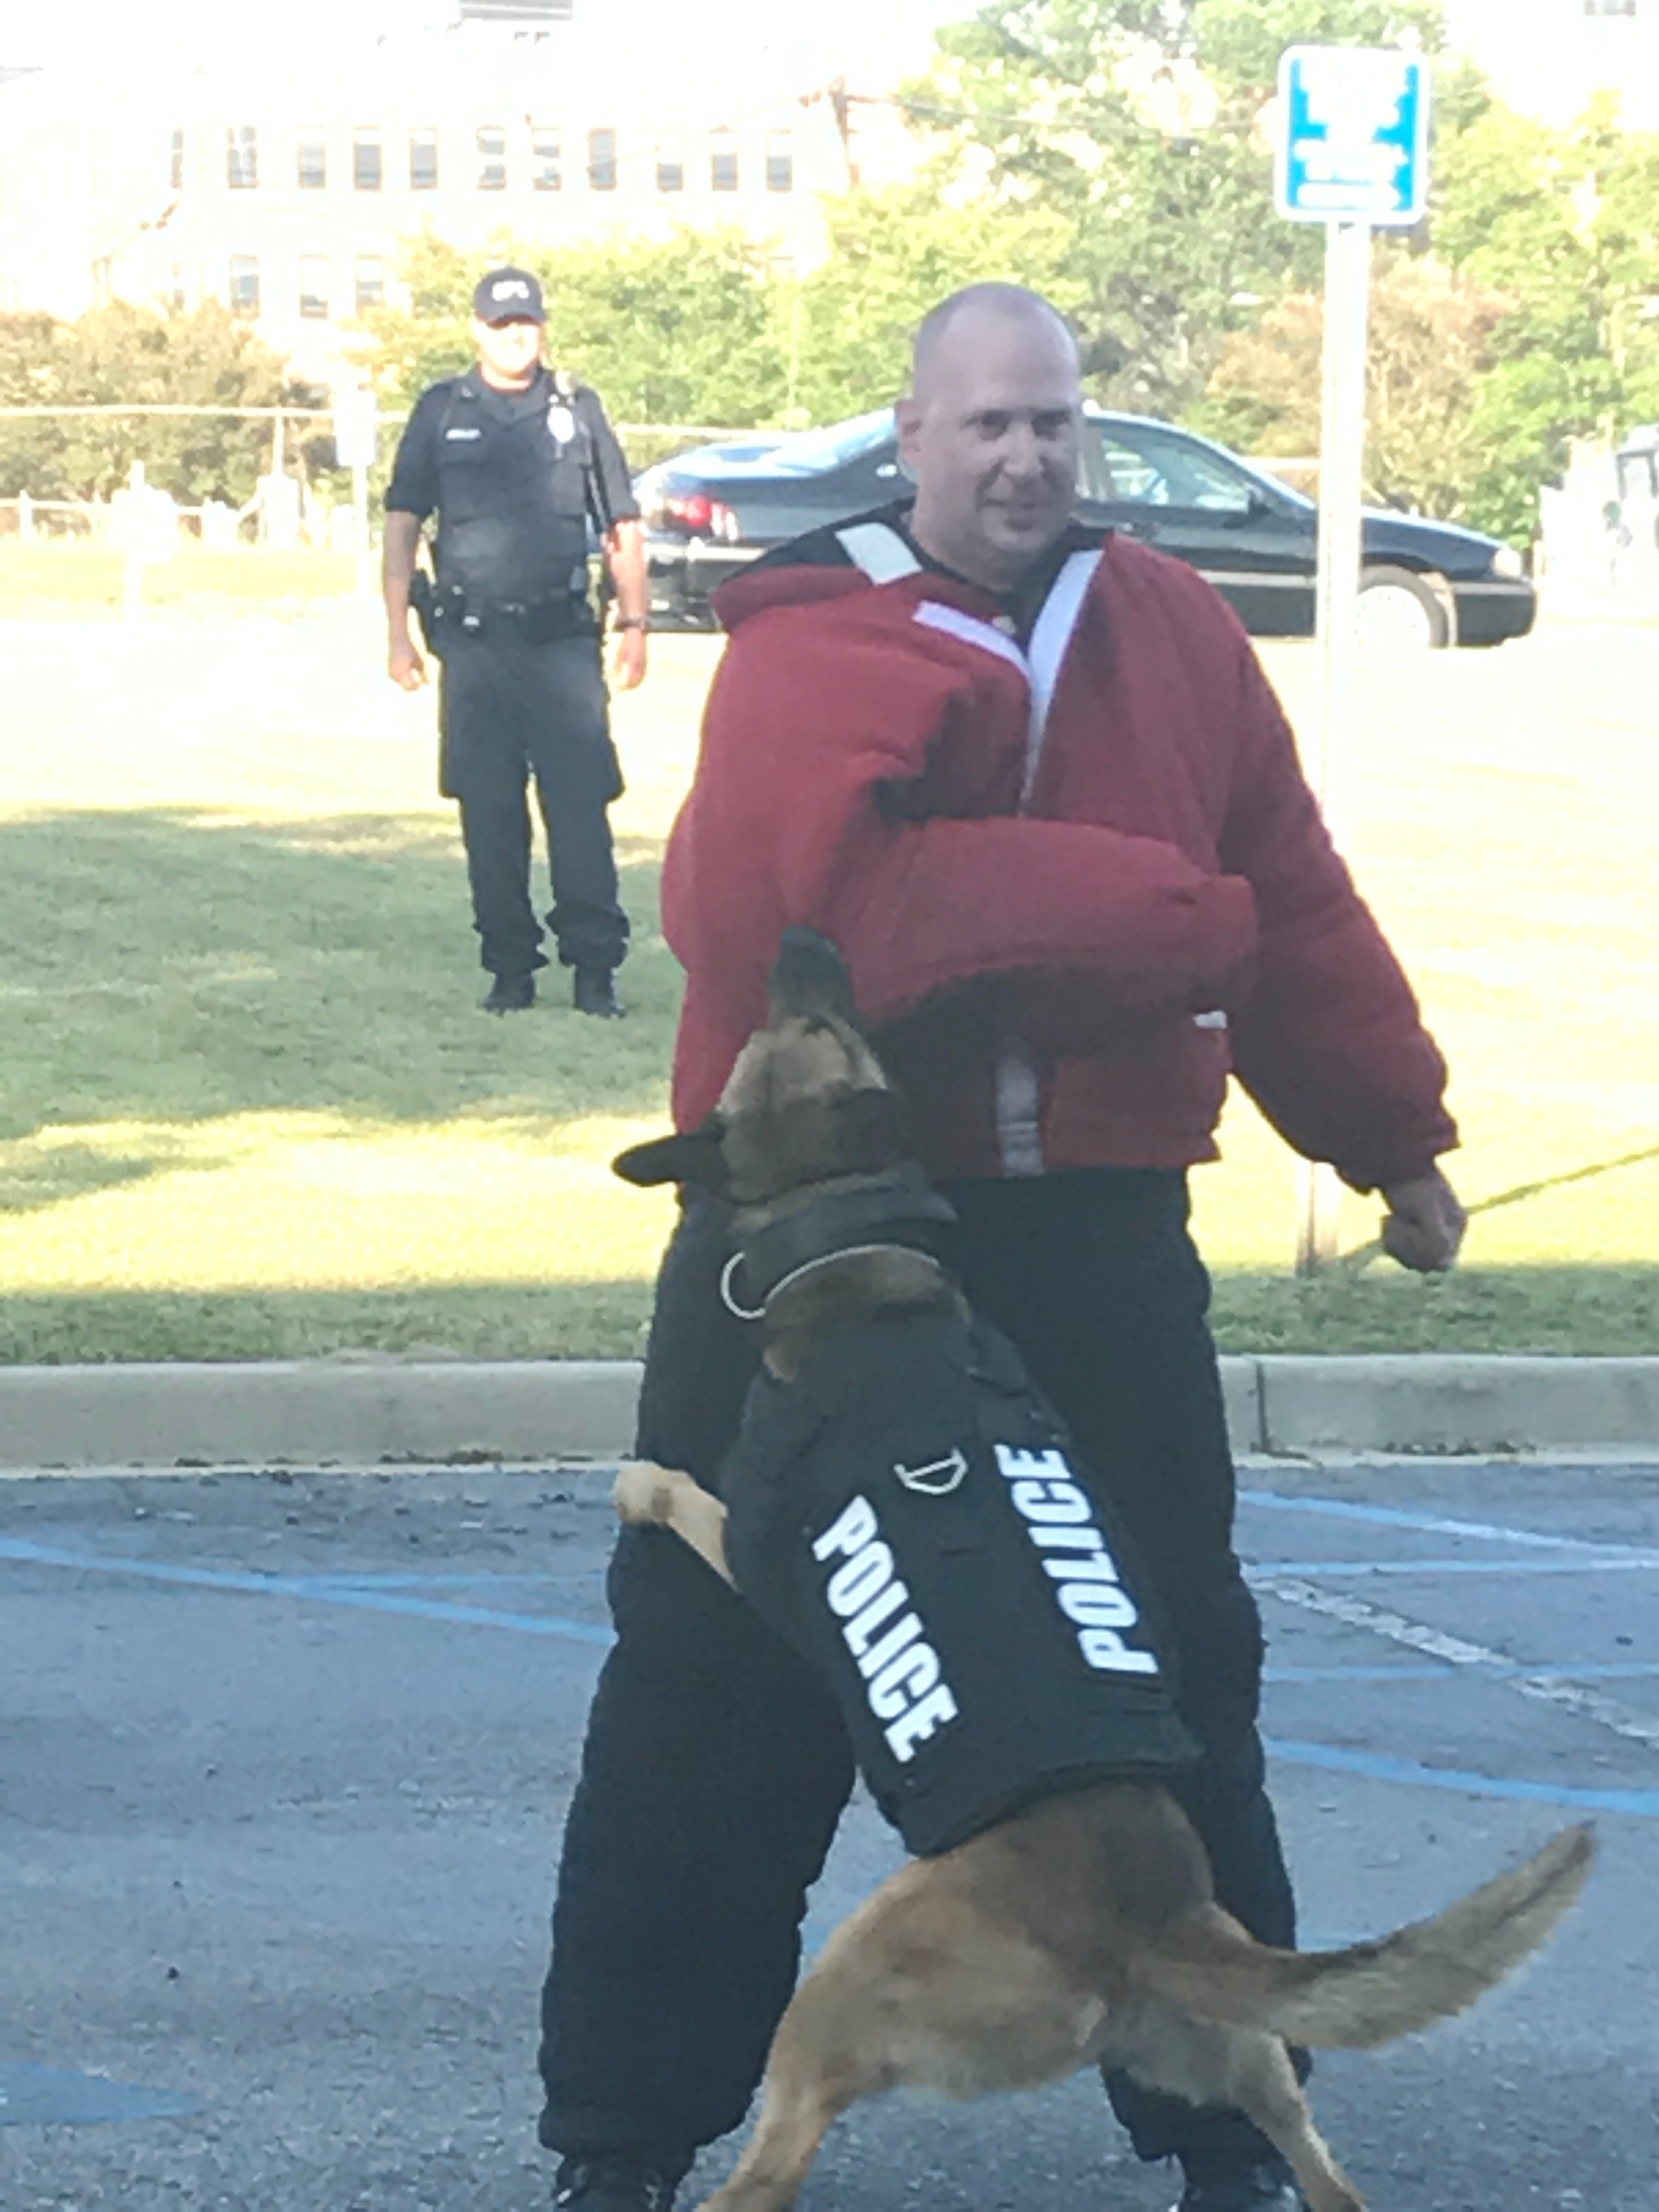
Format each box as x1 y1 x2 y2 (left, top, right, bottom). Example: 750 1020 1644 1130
811 1494 960 1763
993 1446 1161 1678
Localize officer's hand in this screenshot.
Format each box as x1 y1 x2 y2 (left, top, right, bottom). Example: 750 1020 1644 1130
388 634 427 691
1379 1166 1468 1273
612 625 648 692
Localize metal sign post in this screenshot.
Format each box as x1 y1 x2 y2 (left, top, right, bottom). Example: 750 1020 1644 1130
1274 45 1429 1273
331 388 380 598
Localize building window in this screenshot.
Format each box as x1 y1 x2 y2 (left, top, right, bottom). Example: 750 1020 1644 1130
299 256 330 319
297 129 326 189
588 126 617 190
354 257 385 313
710 129 738 192
477 124 507 189
410 126 438 189
354 129 383 191
170 127 185 193
460 0 573 16
766 129 794 193
228 254 261 315
227 126 258 190
656 138 684 193
531 126 562 189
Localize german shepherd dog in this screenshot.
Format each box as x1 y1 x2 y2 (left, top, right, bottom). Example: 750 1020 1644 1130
611 930 1593 2212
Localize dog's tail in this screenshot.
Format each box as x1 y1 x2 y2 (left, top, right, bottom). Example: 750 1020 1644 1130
1141 1824 1593 2049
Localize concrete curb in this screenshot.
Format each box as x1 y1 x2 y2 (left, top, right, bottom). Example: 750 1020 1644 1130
0 1355 1656 1470
0 1359 642 1471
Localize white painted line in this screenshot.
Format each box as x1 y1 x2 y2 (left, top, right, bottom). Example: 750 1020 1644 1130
1259 1574 1659 1756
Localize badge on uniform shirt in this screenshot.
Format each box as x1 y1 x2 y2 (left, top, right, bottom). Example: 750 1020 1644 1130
547 399 575 445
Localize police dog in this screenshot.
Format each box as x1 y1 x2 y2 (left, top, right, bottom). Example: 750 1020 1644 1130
611 930 1593 2212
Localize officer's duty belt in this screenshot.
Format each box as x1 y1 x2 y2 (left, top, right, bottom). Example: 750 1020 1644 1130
422 580 596 646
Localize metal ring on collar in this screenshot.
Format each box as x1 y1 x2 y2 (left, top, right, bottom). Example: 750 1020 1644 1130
720 1252 765 1322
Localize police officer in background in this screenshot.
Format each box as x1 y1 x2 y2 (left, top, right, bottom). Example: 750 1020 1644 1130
383 266 648 1018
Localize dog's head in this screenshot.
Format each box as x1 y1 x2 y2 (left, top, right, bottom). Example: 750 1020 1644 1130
613 930 904 1207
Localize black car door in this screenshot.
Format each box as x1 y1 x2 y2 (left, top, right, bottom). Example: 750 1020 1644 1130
1080 420 1318 636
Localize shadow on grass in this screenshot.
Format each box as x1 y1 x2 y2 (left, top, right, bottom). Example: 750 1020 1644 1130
1211 1264 1659 1358
0 1282 659 1366
0 809 679 1175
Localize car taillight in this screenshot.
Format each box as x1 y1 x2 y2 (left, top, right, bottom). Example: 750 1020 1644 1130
663 492 739 540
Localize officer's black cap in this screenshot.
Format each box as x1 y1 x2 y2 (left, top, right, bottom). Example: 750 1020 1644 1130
472 267 546 324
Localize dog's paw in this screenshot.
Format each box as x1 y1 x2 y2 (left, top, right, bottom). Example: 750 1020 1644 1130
613 1460 680 1526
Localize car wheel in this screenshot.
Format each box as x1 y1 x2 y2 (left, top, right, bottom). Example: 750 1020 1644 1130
1357 566 1451 650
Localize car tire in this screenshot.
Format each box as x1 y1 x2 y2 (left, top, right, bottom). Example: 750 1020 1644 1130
1357 565 1451 650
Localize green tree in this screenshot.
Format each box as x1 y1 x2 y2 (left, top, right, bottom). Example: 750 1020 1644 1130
1201 249 1513 522
789 178 1081 424
1430 93 1656 541
363 225 789 439
0 302 312 505
907 0 1444 415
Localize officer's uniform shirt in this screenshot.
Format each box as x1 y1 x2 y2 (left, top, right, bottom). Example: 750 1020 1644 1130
719 1305 1197 1859
386 364 638 606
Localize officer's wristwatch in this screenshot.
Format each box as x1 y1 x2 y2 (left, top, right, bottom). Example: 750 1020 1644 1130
613 614 650 631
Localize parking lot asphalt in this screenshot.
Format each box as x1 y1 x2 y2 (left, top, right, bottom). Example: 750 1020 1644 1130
2 1457 1656 2210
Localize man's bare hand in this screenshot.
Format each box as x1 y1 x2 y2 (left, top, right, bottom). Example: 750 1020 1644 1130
1379 1166 1468 1273
388 633 427 691
611 625 648 692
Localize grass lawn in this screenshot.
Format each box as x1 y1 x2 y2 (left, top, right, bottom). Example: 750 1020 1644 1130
0 540 359 615
1 604 1655 1363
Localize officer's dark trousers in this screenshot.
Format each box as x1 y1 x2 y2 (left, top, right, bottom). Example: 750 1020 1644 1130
439 630 629 979
539 1167 1297 2175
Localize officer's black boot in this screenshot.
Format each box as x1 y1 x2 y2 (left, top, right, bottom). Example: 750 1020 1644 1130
573 967 624 1019
552 2152 683 2209
482 972 536 1014
1170 2148 1306 2210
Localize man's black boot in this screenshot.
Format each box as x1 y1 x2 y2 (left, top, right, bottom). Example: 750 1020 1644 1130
482 972 535 1014
573 966 624 1019
552 2152 682 2209
1171 2149 1306 2210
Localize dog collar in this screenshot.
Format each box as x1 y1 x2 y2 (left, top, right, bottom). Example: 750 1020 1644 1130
727 1164 958 1317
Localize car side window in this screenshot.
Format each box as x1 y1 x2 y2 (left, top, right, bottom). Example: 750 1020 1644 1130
1089 425 1255 514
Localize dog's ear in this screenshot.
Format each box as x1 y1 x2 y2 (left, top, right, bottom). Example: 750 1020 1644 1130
768 927 859 1025
612 1116 730 1195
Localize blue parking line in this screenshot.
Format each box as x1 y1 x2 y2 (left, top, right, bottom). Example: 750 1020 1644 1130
1266 1737 1659 1819
0 1538 613 1649
8 1534 1658 1818
1267 1660 1659 1685
1249 1555 1659 1579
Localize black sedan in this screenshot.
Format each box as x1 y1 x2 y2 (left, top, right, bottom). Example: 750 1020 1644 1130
635 406 1535 650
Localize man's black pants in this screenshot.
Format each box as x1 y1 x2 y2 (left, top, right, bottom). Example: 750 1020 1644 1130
539 1167 1297 2173
439 629 629 979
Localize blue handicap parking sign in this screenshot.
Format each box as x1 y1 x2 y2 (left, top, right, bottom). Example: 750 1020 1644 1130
1276 45 1430 226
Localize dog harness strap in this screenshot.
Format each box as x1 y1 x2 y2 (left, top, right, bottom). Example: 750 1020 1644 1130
736 1164 958 1308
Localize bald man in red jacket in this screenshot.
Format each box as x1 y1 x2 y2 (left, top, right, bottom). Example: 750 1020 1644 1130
537 285 1466 2212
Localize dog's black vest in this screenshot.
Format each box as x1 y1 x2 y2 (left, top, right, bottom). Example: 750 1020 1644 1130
721 1304 1198 1858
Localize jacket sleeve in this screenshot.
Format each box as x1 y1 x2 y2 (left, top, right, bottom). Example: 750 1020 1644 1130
665 602 1259 1030
1218 639 1457 1191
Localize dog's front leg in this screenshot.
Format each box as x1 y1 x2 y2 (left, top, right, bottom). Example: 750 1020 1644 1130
613 1462 735 1587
